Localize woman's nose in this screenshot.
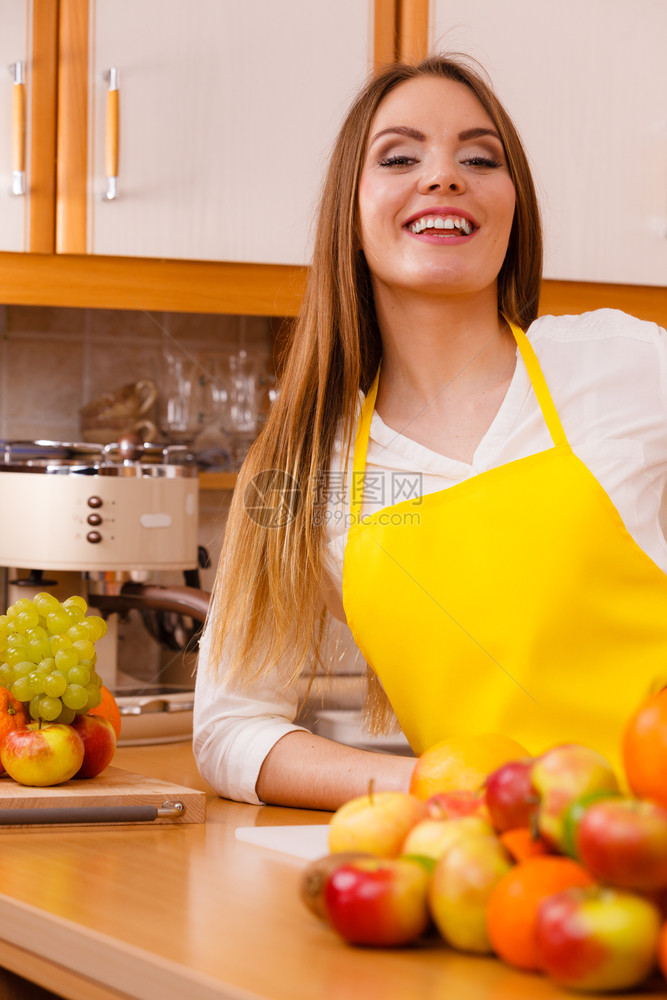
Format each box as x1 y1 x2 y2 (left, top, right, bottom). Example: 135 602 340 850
418 161 465 195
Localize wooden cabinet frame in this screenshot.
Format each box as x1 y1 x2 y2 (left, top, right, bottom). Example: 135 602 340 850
0 0 396 315
0 0 664 326
25 0 59 252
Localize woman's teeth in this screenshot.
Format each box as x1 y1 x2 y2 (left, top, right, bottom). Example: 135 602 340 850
409 215 473 236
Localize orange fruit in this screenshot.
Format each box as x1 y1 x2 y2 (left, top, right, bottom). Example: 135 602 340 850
409 733 529 801
499 827 551 863
88 685 122 739
0 687 29 775
623 688 667 807
486 855 595 971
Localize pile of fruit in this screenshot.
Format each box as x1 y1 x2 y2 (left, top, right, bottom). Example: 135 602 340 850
300 698 667 994
0 594 121 786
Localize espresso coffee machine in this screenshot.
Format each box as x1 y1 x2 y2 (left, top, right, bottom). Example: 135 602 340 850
0 438 211 743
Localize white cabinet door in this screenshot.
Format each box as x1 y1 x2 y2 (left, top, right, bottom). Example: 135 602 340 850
0 0 30 252
86 0 374 264
429 0 667 285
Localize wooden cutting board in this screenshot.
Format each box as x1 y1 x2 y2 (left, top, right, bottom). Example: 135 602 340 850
0 765 206 828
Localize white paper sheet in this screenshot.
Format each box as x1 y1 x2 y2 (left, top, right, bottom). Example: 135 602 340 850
235 824 330 862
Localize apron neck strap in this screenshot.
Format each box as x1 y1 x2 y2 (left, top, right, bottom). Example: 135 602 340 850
508 320 568 448
351 367 380 524
349 321 568 523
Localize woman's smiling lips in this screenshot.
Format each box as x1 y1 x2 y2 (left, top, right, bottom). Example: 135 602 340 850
404 206 478 244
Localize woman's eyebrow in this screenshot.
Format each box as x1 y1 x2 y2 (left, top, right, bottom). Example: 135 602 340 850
368 125 425 147
368 124 502 148
458 127 502 142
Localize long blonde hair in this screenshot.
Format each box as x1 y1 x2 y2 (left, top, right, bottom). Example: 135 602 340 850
207 55 543 726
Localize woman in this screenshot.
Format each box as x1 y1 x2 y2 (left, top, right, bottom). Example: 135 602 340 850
194 55 667 809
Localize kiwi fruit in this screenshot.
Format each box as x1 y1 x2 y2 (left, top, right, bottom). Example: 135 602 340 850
299 852 372 920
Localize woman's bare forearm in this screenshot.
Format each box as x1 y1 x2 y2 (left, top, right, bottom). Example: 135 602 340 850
255 729 417 811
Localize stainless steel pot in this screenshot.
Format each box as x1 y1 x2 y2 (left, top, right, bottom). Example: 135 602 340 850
0 439 199 571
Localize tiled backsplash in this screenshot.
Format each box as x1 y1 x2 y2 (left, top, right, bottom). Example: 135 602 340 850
0 305 365 696
0 304 274 689
0 305 273 442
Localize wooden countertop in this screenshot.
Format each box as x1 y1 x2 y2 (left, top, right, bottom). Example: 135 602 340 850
0 742 664 1000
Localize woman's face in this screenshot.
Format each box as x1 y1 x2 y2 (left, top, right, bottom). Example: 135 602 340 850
357 75 516 305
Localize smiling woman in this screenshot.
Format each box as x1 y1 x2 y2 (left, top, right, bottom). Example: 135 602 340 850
357 78 516 309
194 55 667 812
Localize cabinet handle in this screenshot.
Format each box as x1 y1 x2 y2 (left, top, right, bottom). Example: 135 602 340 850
10 61 26 196
104 67 119 200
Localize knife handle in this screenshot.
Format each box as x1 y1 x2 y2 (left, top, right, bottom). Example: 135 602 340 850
0 801 184 826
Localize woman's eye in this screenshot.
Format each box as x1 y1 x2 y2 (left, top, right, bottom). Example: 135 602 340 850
377 154 418 168
461 154 503 169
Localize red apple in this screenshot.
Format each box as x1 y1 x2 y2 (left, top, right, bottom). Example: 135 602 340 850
401 814 493 862
428 832 513 953
0 723 84 786
536 886 661 992
530 744 620 851
484 757 537 832
425 788 489 822
299 852 374 921
328 791 427 858
71 714 117 778
323 856 430 946
560 789 622 860
576 798 667 891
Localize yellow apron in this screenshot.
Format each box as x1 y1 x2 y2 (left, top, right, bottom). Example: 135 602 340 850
342 321 667 767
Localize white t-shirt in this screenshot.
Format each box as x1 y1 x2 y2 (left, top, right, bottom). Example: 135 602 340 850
194 309 667 803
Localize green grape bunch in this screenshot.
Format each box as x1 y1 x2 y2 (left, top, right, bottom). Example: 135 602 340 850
0 593 107 726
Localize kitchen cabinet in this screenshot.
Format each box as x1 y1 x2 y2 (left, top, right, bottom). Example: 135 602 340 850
0 0 57 253
0 0 28 253
0 0 395 312
54 0 394 265
401 0 667 286
0 0 664 323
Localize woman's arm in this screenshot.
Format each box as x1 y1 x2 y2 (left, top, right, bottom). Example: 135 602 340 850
256 729 416 810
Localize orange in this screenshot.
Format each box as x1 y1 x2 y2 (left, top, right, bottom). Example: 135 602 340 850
409 733 529 801
486 855 595 971
89 685 122 739
499 827 551 863
0 686 28 775
622 687 667 807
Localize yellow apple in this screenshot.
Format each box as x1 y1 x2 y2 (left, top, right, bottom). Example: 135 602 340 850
428 832 514 953
1 723 85 786
401 814 493 862
328 791 427 858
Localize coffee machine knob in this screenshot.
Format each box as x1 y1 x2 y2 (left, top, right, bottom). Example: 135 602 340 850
87 496 103 509
86 531 102 544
